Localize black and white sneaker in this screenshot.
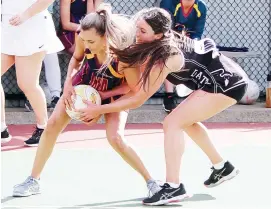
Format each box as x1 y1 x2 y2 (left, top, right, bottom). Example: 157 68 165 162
204 161 239 188
1 128 12 144
24 127 44 146
143 183 188 206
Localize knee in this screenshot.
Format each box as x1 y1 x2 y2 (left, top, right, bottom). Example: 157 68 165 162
107 132 126 152
47 118 57 130
17 80 37 93
163 114 178 131
163 114 191 132
44 117 59 138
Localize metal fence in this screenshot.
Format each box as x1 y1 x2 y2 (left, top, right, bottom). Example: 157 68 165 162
2 0 271 107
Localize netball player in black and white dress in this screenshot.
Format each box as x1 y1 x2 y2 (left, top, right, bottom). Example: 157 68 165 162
1 0 64 145
79 7 249 205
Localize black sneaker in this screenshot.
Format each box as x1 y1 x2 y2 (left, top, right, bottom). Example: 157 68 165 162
1 128 12 144
204 161 239 188
163 94 177 113
143 183 188 206
48 96 60 109
25 100 33 112
24 127 44 147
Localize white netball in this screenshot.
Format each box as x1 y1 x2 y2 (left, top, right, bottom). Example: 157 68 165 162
66 85 102 121
239 79 260 105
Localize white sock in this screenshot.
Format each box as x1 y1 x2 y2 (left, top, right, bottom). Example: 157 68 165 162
37 123 47 129
1 122 7 132
31 176 40 181
167 182 179 188
213 160 226 170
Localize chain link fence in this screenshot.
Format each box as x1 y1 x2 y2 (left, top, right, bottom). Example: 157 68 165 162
2 0 271 107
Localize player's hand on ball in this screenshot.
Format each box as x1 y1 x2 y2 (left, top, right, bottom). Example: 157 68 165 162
77 100 101 122
63 79 76 110
82 115 101 126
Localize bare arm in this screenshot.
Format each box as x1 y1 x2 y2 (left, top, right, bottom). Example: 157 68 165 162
121 62 142 93
99 68 166 113
77 54 183 121
98 55 183 113
60 0 80 31
21 0 55 19
65 35 85 81
99 61 141 99
63 35 86 109
99 83 130 100
86 0 95 13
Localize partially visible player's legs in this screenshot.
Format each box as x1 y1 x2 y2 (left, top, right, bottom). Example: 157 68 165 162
143 90 238 205
104 111 161 195
184 122 223 165
13 97 71 197
180 91 239 188
1 54 15 144
163 91 238 187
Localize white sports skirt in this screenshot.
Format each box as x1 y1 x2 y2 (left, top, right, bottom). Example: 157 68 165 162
1 11 64 56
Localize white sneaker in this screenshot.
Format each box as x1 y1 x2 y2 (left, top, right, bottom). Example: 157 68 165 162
13 176 41 197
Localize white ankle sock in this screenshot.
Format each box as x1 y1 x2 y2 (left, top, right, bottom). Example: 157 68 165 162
37 123 47 129
1 122 7 132
213 160 226 170
167 182 179 188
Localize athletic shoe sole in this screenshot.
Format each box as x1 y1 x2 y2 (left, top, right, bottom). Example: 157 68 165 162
205 168 240 188
143 194 189 206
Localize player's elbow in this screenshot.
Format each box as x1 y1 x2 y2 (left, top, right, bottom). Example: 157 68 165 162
127 96 142 110
132 95 147 109
61 22 70 31
129 88 138 95
130 83 142 93
60 17 72 31
130 101 143 110
123 85 131 94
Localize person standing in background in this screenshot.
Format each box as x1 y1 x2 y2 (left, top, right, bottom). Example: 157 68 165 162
1 0 64 146
59 0 102 54
25 2 63 111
